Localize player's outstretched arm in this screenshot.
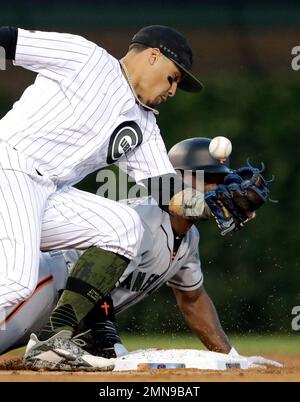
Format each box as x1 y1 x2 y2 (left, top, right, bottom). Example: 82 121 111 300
173 285 232 354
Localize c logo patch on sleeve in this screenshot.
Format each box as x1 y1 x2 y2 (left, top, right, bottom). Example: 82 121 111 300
107 121 142 164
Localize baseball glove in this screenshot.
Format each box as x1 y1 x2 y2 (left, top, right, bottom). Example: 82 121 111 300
205 161 275 235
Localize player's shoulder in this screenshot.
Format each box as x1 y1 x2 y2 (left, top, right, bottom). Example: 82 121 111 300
119 196 165 228
18 28 96 50
119 196 160 212
92 44 119 70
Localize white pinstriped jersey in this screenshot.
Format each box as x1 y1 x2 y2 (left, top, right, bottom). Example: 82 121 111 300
0 29 175 187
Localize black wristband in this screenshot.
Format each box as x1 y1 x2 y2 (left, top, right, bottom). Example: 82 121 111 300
66 276 104 304
0 26 18 60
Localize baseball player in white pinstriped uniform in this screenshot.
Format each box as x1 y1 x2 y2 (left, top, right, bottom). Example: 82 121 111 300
0 25 204 370
0 138 232 359
0 197 203 355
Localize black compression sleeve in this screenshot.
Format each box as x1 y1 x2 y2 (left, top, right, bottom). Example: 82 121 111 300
0 26 18 60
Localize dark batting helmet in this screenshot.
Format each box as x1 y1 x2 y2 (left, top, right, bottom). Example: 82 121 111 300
168 137 230 174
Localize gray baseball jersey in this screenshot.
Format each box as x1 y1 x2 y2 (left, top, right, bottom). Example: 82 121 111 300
112 197 203 314
0 198 202 353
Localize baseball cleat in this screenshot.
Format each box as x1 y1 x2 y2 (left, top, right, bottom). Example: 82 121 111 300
24 330 115 371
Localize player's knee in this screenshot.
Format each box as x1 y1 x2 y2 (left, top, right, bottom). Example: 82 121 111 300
125 207 143 238
0 241 39 307
96 207 144 260
0 276 36 308
120 208 144 258
18 284 36 302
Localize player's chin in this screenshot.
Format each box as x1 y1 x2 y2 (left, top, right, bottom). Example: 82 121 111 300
149 97 164 107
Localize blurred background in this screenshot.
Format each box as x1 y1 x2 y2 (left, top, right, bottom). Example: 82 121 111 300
1 0 299 343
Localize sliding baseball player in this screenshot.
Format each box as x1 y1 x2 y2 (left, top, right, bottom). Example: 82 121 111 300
0 138 275 372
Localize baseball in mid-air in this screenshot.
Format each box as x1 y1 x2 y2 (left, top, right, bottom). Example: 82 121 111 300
209 136 232 162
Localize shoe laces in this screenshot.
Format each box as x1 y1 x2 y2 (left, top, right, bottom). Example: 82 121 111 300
72 338 86 348
71 331 90 348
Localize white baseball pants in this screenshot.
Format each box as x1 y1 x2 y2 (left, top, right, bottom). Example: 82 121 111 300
0 143 143 308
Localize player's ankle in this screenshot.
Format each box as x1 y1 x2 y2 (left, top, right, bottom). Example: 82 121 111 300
38 304 77 341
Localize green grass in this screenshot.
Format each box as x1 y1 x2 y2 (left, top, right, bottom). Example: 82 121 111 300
120 333 300 355
3 333 299 358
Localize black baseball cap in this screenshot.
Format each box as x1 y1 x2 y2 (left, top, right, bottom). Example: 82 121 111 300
130 25 204 93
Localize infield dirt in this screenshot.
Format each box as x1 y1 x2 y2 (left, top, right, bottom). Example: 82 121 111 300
0 354 299 382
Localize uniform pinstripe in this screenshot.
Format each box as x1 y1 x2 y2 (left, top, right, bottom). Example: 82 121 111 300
40 186 142 257
0 199 202 354
0 142 56 307
0 29 175 308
